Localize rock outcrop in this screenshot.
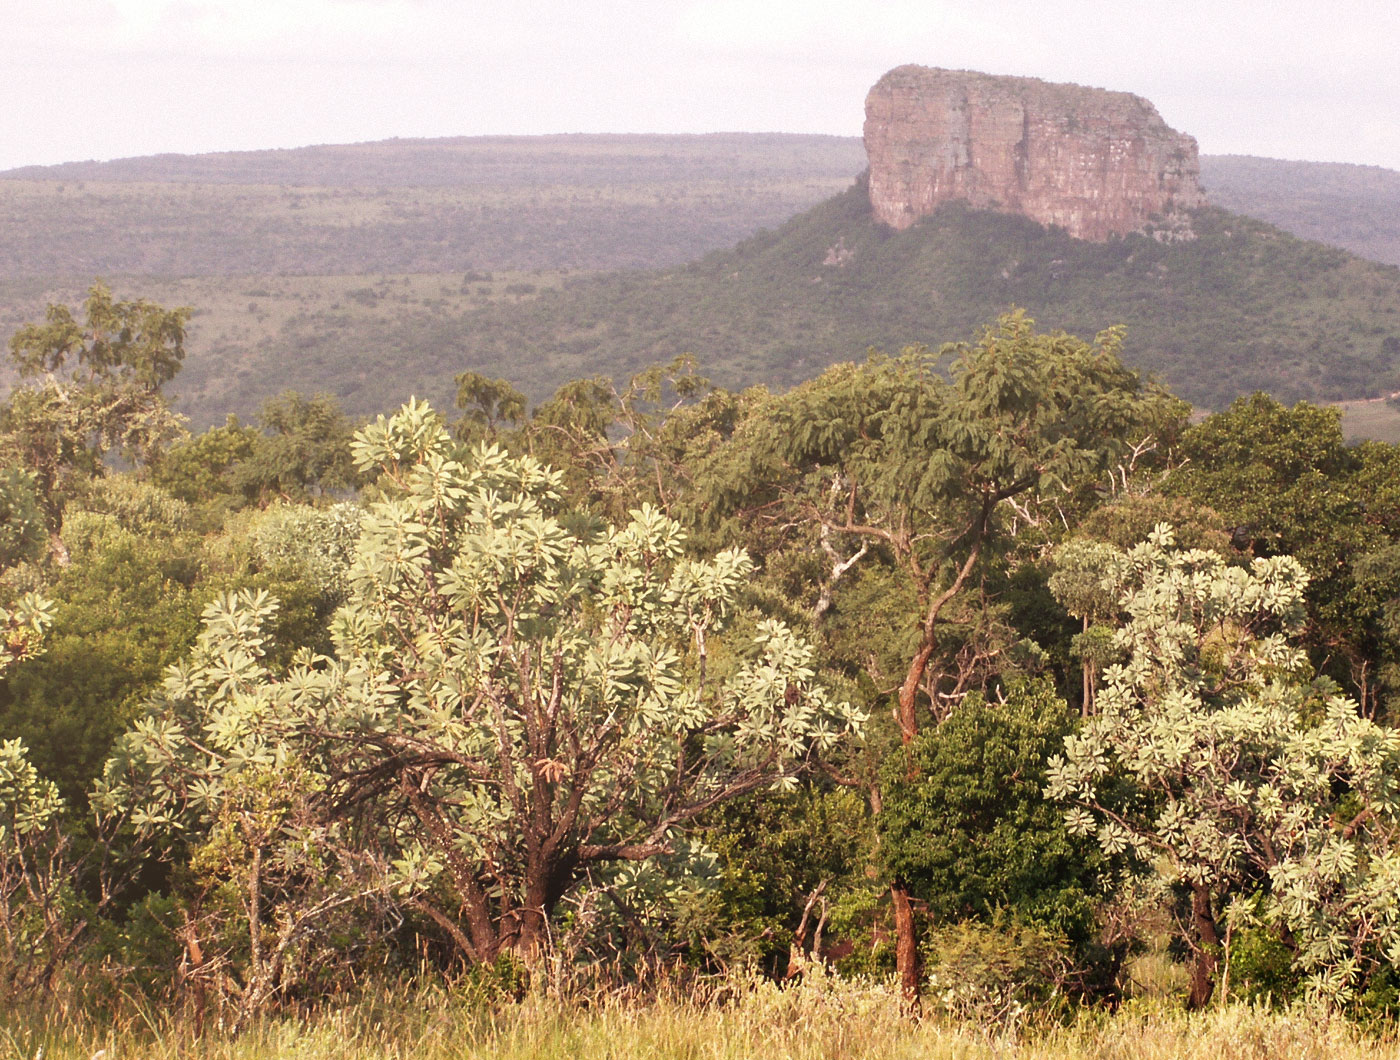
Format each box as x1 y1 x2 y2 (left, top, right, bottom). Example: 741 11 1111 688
863 66 1204 241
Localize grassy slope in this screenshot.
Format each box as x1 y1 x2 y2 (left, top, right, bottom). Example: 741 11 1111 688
1199 161 1400 439
1336 398 1400 443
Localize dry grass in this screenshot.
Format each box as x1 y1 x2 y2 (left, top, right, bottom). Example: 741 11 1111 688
4 974 1397 1060
1337 397 1400 443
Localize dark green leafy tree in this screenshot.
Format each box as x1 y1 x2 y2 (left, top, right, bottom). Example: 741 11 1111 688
687 785 871 976
154 395 366 511
1 282 191 548
229 391 364 504
879 679 1105 953
1169 394 1400 718
151 416 261 510
452 371 527 443
0 480 205 803
0 477 356 805
8 280 189 392
699 312 1182 998
524 356 714 521
710 312 1179 741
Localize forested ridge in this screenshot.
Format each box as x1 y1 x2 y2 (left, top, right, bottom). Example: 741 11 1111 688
18 189 1400 431
7 281 1400 1057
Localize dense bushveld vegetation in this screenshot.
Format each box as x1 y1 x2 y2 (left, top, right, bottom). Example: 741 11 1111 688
16 191 1400 430
6 285 1400 1053
436 186 1400 412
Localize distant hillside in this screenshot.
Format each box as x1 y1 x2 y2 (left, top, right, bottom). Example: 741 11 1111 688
1 133 867 188
159 180 1400 423
1201 155 1400 267
9 135 1400 276
4 134 1400 435
0 134 867 275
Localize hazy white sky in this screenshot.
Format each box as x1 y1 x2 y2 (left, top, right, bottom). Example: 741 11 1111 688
5 0 1399 172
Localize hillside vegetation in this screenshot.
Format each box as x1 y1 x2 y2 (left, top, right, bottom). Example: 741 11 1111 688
1202 154 1400 267
131 179 1398 423
0 134 866 275
4 135 1400 430
438 182 1400 409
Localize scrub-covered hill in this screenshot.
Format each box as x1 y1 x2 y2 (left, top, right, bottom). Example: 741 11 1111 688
210 177 1399 420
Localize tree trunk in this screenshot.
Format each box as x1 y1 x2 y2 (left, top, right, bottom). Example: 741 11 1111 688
891 882 920 1008
894 505 990 736
1187 883 1220 1009
1081 616 1093 717
896 643 936 742
514 880 551 962
886 503 991 1011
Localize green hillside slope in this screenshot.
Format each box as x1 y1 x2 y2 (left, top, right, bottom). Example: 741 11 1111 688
1201 155 1400 267
195 178 1399 420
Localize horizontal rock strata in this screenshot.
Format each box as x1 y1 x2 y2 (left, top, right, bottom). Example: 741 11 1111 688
864 66 1205 241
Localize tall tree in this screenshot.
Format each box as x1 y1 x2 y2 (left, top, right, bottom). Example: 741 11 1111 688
102 400 865 994
1168 394 1400 719
1048 525 1400 1008
701 313 1181 998
1 282 190 552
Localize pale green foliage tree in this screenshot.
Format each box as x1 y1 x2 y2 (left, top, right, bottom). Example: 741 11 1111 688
96 590 402 1028
1048 539 1128 714
0 469 46 571
1047 525 1400 1007
0 735 68 993
103 399 863 1008
247 501 361 602
0 593 54 673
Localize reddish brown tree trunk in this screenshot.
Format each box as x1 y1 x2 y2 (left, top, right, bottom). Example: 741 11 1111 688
891 882 920 1006
896 642 936 741
515 875 551 962
1187 883 1220 1009
886 503 992 1011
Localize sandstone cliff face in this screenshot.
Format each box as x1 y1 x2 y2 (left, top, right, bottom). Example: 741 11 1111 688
863 66 1205 241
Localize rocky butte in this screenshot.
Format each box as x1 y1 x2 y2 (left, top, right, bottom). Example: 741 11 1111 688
863 65 1205 242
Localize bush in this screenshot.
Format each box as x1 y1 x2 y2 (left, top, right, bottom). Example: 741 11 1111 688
878 680 1106 952
922 918 1074 1026
1224 922 1298 1005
